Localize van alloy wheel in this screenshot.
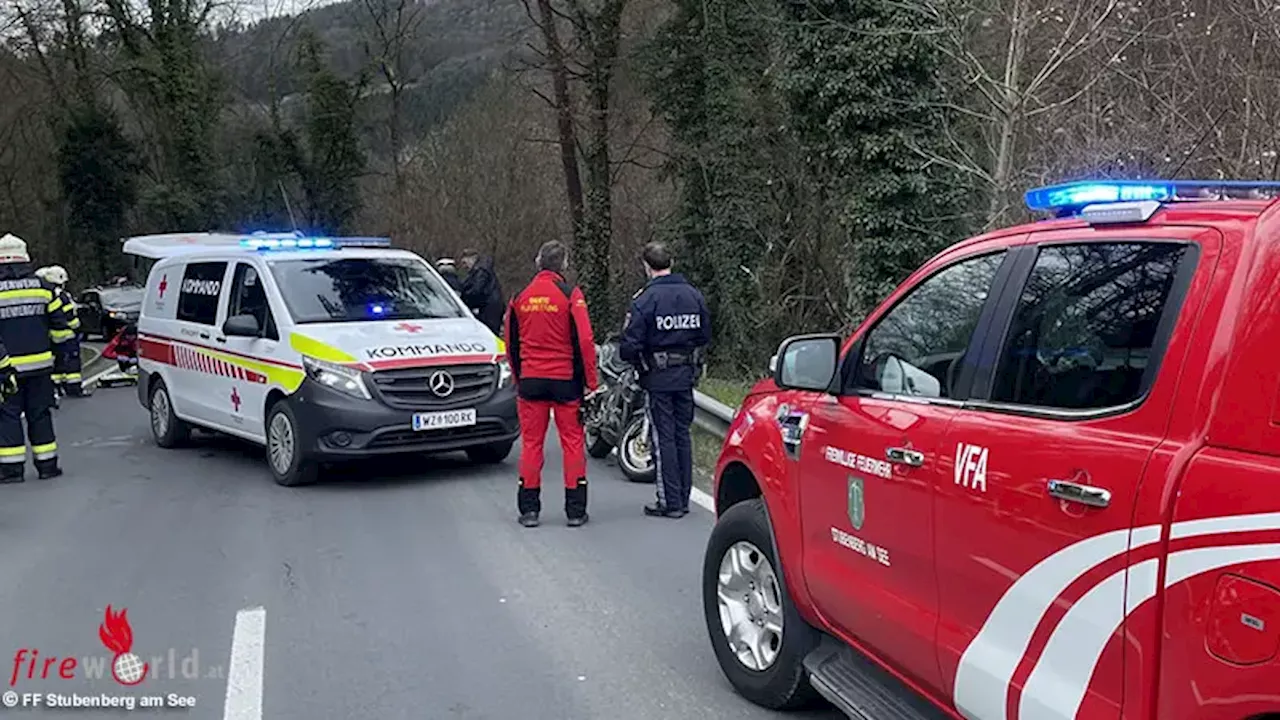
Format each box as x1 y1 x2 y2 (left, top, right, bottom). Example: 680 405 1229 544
268 412 295 475
151 387 170 438
717 540 784 671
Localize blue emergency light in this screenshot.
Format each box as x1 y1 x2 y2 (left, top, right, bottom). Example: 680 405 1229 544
1026 179 1280 216
238 235 391 251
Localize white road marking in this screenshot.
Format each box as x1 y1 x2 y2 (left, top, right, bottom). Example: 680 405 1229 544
691 487 714 513
81 366 118 388
223 607 265 720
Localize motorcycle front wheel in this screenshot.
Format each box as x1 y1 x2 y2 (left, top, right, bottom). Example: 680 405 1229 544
617 415 657 484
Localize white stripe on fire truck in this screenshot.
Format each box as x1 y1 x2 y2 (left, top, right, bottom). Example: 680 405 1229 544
952 525 1162 720
1019 541 1280 720
956 513 1280 720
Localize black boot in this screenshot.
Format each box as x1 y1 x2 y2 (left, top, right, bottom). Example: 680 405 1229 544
517 482 541 527
565 479 588 527
0 466 23 484
36 462 61 480
644 502 686 519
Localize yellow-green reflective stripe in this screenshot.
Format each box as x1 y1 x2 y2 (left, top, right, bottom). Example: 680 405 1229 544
0 288 52 301
68 318 81 329
0 357 11 368
50 329 74 341
63 373 80 381
47 297 62 312
0 446 25 457
12 352 53 367
32 442 55 454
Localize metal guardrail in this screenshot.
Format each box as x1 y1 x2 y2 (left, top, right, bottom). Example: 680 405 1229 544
693 390 736 439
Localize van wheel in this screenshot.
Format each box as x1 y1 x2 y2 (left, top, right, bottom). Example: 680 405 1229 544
466 441 513 464
149 380 190 448
265 400 317 487
703 498 819 710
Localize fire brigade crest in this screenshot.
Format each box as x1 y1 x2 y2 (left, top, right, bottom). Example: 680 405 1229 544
847 476 865 531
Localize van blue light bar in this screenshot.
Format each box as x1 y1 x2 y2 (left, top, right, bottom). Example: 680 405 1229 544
1026 179 1280 214
238 236 391 251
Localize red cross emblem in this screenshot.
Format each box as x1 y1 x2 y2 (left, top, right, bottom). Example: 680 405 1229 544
230 387 241 412
394 322 423 333
157 275 168 299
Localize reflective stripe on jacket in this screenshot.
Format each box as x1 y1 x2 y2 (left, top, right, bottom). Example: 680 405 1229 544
0 265 73 374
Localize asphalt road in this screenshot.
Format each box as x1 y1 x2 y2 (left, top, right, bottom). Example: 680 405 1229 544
0 385 842 720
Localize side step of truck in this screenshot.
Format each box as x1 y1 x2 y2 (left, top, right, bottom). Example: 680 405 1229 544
803 636 951 720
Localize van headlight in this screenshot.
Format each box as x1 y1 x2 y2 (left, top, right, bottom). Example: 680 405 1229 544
302 356 371 400
497 359 513 388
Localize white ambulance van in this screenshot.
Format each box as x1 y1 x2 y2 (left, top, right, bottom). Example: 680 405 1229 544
124 232 518 486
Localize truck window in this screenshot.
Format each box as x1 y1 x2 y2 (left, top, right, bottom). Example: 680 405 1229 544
991 242 1189 411
850 251 1006 399
176 262 227 326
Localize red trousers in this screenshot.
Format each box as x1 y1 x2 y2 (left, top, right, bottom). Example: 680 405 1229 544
517 398 586 489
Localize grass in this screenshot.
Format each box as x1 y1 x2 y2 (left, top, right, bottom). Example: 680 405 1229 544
692 425 724 495
698 376 756 409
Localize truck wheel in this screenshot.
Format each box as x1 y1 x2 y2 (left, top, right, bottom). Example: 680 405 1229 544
703 498 819 710
149 380 190 449
617 416 656 483
466 441 514 464
265 400 318 487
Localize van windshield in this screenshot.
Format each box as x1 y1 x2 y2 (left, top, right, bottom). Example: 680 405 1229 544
268 256 466 324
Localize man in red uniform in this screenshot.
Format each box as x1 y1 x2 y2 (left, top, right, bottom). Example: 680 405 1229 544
504 240 600 527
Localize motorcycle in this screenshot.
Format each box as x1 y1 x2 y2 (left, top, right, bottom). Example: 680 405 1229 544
583 337 656 483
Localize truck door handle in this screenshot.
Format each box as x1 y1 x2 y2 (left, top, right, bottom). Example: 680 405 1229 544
198 332 210 340
1047 479 1111 508
886 447 924 467
215 336 226 343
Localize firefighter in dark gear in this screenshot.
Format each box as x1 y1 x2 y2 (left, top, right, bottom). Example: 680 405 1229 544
619 241 712 518
36 266 82 397
0 234 73 482
436 258 463 293
505 240 600 528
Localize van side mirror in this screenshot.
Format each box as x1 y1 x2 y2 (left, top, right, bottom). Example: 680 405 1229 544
773 334 842 392
223 314 262 338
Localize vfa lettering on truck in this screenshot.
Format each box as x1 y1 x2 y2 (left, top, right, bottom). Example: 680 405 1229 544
180 279 221 296
365 342 488 360
656 314 701 330
955 442 989 492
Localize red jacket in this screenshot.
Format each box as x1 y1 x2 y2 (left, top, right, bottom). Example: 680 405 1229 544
505 270 599 401
102 327 138 359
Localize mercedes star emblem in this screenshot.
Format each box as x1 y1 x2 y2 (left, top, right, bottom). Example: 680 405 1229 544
429 370 455 397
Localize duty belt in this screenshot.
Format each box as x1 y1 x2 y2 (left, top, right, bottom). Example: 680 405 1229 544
648 351 695 370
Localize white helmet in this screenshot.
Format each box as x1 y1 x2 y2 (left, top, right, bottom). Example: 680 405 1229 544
0 234 30 264
36 265 67 286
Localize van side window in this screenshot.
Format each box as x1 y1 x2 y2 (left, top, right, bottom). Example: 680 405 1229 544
176 262 227 326
228 263 278 341
991 242 1189 411
850 251 1005 399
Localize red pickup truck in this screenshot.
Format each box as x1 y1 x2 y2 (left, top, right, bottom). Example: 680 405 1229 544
703 180 1280 720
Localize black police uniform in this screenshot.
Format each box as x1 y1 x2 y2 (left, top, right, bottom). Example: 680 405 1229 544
619 273 712 516
0 264 74 481
51 287 83 396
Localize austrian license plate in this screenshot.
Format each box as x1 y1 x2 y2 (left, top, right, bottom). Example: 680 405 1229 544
412 409 477 431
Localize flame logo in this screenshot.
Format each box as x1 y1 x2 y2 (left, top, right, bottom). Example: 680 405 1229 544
98 605 149 686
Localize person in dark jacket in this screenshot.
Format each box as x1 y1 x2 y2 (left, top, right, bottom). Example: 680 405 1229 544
619 241 712 518
505 240 600 528
460 248 504 336
436 258 463 293
0 234 74 482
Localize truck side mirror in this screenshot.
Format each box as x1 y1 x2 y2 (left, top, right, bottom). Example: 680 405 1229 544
773 334 842 392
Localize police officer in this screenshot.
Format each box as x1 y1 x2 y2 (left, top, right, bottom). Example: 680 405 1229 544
0 234 73 482
35 266 82 397
619 241 711 518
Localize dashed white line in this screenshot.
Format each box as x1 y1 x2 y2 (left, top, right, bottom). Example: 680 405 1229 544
222 606 265 720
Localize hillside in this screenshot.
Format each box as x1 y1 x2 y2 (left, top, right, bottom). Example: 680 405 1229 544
216 0 531 149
